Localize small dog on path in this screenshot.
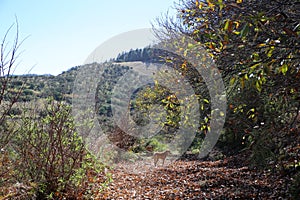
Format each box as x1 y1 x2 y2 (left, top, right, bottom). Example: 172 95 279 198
153 150 171 166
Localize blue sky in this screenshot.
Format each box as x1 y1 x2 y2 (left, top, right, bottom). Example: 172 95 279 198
0 0 177 75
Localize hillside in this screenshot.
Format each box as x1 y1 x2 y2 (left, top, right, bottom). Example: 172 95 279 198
6 66 79 103
7 47 164 103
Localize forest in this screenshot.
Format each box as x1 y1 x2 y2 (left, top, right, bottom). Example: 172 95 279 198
1 0 300 199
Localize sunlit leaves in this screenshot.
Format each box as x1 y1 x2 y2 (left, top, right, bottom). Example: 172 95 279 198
266 46 275 58
178 0 299 98
255 80 262 92
281 63 288 75
206 0 216 11
203 98 209 104
229 76 236 86
233 104 246 113
223 20 231 32
157 0 300 178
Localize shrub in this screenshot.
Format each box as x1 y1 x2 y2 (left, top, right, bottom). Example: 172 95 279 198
10 99 109 199
147 137 168 152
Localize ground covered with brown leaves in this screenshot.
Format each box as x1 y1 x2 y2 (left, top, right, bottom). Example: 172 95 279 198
97 155 292 199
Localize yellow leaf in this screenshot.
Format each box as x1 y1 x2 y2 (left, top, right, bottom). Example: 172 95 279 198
224 20 230 31
181 60 187 70
207 0 215 10
199 2 204 9
230 77 236 85
234 21 240 29
240 77 245 89
250 63 261 70
256 81 262 92
219 2 224 11
258 43 266 47
220 111 225 116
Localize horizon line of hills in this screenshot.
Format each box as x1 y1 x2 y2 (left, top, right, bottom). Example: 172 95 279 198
12 47 164 77
4 47 178 104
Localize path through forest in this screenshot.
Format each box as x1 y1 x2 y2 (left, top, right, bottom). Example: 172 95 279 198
97 154 290 199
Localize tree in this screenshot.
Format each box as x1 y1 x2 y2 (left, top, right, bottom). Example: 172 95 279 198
155 0 300 168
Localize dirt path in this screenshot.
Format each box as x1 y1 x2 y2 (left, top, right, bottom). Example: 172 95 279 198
97 156 289 199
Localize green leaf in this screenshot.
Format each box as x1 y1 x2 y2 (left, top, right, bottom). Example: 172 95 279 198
267 46 275 58
218 0 224 10
203 99 210 103
230 77 236 85
250 63 261 72
240 23 249 37
187 43 195 49
281 64 288 75
224 20 230 31
184 49 188 57
204 117 209 123
255 81 262 92
252 52 260 62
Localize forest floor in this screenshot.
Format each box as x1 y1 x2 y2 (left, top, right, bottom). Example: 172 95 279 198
97 153 292 199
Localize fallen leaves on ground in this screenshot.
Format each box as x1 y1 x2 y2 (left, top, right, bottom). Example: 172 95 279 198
96 155 291 199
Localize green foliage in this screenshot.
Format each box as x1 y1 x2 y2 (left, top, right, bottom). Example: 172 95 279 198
4 66 78 104
9 99 108 199
153 3 300 189
146 137 168 152
248 130 276 169
115 47 167 64
126 48 213 152
189 132 205 153
95 63 131 131
134 83 181 131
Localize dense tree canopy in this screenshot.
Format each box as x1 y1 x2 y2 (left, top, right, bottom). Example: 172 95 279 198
154 0 300 169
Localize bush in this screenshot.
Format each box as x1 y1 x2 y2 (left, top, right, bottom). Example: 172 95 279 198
9 99 109 199
147 137 168 152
